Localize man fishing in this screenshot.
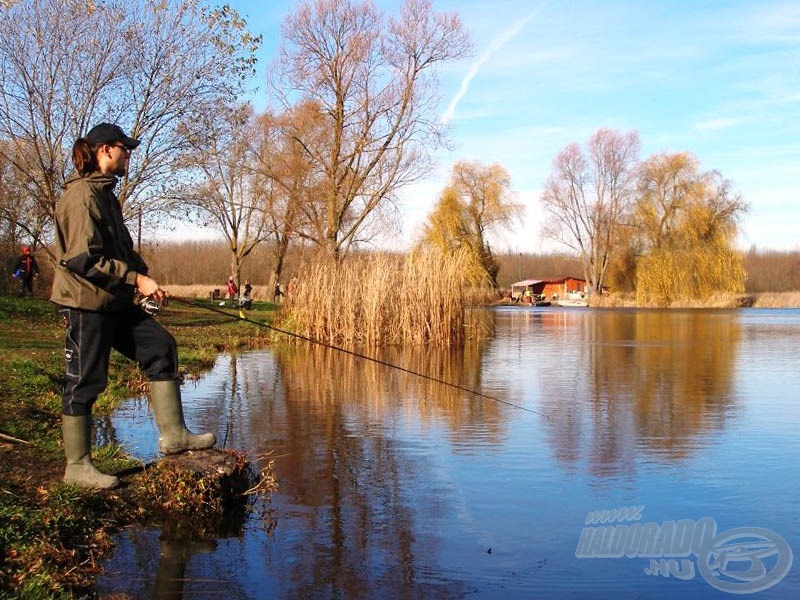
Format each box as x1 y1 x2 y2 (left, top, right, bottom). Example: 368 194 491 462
51 122 216 490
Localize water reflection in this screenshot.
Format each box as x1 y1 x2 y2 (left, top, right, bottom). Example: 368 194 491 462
539 310 739 471
153 537 218 598
97 528 245 598
97 308 800 599
262 341 516 598
274 339 508 447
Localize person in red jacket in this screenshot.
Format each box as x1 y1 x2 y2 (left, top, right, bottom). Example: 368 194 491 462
226 275 238 306
12 245 39 297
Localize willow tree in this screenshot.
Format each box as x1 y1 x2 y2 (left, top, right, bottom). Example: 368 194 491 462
541 129 641 294
635 153 748 306
0 0 260 249
269 0 471 258
419 161 523 289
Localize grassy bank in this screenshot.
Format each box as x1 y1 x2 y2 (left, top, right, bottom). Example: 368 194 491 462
0 296 276 598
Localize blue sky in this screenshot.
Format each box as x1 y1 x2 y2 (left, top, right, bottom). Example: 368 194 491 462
226 0 799 253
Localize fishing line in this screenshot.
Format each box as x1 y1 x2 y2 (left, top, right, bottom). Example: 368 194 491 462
168 295 547 418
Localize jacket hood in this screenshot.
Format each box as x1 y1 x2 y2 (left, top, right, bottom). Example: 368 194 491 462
63 171 118 190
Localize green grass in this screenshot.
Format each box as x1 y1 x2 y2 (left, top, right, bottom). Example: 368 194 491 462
0 481 121 596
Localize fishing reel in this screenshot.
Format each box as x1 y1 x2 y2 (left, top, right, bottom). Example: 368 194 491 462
138 295 162 316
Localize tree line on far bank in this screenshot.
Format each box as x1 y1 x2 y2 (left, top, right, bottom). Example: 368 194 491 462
3 240 795 298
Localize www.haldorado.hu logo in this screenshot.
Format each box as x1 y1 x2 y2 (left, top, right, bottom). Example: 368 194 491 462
575 506 792 594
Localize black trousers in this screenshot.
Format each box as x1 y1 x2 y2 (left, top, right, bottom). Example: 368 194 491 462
19 275 34 296
59 305 178 416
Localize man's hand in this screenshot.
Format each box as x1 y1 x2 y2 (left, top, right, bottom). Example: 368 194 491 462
135 273 165 302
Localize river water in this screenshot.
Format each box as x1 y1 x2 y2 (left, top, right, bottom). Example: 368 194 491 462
96 307 800 598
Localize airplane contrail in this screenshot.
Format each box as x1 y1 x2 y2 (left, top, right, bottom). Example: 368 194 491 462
441 2 548 125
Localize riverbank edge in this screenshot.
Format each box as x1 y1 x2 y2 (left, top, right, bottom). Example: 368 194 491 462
0 296 277 597
495 291 800 309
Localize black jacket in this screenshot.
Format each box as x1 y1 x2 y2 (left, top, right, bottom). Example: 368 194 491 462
14 254 39 278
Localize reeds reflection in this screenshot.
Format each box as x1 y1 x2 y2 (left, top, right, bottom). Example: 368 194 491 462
271 325 506 455
262 341 514 598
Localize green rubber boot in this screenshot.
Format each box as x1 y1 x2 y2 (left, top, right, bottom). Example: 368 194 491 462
62 415 120 490
150 380 216 455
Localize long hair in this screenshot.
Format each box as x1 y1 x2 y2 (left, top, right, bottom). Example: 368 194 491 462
71 137 99 175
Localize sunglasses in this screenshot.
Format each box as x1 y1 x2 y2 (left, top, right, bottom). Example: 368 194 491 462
111 144 132 155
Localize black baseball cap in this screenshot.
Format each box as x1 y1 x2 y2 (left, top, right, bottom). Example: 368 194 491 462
86 123 141 149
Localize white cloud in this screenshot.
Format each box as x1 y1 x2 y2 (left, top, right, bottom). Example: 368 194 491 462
694 117 747 131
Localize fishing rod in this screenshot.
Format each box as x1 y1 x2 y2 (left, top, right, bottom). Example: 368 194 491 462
167 294 547 418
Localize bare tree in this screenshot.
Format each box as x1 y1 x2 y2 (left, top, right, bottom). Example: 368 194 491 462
269 0 470 258
0 140 48 250
420 161 523 288
175 104 273 286
0 0 260 250
541 128 641 293
252 103 324 290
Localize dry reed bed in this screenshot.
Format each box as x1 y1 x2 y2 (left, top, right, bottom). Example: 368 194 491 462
752 292 800 308
281 250 471 347
592 291 800 308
